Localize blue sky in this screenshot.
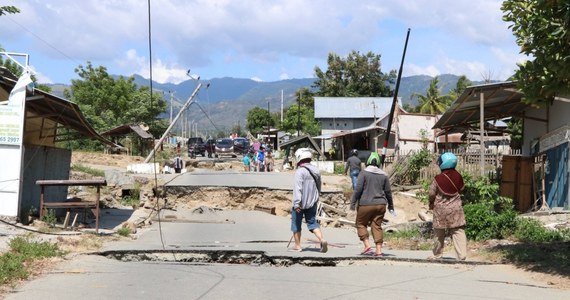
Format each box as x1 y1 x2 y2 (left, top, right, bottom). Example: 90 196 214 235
0 0 526 85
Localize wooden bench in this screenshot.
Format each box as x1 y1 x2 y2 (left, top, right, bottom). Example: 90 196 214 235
36 179 107 233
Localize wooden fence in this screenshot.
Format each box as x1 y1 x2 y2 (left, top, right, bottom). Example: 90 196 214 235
386 148 522 185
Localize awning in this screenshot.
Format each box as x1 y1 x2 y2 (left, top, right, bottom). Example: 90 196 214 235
331 124 390 138
101 123 153 139
1 73 115 146
279 135 324 158
312 134 332 140
433 81 530 130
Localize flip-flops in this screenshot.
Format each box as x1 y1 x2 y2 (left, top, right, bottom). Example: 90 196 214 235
360 247 374 255
373 253 384 257
427 255 442 260
288 248 302 252
320 240 328 253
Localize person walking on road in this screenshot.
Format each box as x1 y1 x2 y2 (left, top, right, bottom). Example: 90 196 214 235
256 147 265 172
428 152 467 261
173 154 184 174
290 148 328 253
350 152 394 257
344 149 361 190
243 153 251 172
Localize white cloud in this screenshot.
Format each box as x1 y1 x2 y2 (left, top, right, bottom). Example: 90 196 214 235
26 65 52 84
116 49 189 84
405 64 441 78
251 77 263 82
1 0 522 84
490 47 528 80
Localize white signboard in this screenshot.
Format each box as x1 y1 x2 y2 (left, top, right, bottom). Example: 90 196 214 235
0 72 31 217
0 106 22 145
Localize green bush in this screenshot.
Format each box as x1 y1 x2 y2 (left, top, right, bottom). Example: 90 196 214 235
333 162 344 175
415 179 431 205
0 253 27 285
42 209 57 226
8 236 64 259
407 149 433 184
514 218 570 243
463 203 516 241
117 227 131 237
464 202 518 241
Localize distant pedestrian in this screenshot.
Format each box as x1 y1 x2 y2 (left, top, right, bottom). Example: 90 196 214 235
265 149 274 172
256 147 265 172
289 148 327 253
428 152 467 261
243 153 251 172
350 152 394 257
173 154 184 174
344 149 361 190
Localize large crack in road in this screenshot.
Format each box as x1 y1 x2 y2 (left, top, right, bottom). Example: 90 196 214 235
95 249 493 267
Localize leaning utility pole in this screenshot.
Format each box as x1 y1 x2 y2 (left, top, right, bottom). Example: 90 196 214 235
381 28 410 167
144 83 202 163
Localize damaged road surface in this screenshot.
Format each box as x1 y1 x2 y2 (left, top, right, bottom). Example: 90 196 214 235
6 172 570 299
7 210 570 300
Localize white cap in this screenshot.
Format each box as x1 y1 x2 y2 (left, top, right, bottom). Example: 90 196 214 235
295 148 313 163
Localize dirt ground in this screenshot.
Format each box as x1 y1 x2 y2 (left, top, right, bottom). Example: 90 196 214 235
69 151 570 290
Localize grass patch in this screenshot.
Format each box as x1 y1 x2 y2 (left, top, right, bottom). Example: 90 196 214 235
121 184 141 208
70 163 105 177
117 227 131 237
0 235 66 285
53 234 104 253
384 228 432 251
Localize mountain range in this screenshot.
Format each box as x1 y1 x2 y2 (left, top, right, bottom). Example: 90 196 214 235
48 74 467 134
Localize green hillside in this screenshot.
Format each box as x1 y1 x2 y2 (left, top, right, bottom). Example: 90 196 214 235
47 74 466 133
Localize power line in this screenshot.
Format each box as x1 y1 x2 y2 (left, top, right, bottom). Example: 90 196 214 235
6 15 82 66
195 101 220 132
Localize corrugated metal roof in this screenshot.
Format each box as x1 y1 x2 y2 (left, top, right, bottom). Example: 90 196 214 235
433 81 529 130
0 75 115 146
331 124 383 138
101 124 153 139
314 97 398 119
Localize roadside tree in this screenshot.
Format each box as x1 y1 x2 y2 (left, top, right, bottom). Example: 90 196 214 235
245 106 274 136
502 0 570 105
280 88 320 136
63 62 167 149
412 76 452 114
313 50 396 97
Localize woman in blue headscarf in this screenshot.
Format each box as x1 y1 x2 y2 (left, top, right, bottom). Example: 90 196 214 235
428 152 467 260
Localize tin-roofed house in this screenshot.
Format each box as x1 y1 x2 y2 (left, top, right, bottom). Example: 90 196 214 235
314 97 401 160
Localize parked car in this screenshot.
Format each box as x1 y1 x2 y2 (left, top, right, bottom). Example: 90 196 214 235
187 137 206 158
205 138 216 158
215 138 235 158
233 138 250 155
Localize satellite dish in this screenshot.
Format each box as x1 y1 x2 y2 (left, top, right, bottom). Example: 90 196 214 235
139 122 149 131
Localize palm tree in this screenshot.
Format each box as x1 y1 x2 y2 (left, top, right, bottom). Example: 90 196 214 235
413 76 452 114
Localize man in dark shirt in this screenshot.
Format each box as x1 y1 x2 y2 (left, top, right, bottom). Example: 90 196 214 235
344 149 361 190
174 154 183 173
